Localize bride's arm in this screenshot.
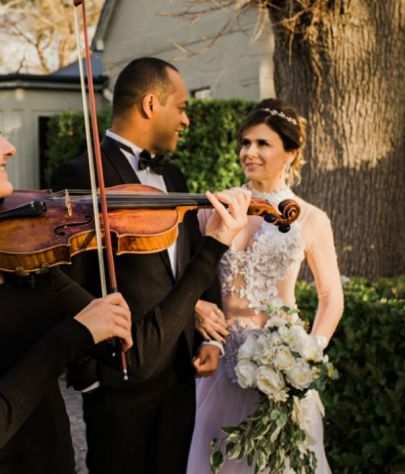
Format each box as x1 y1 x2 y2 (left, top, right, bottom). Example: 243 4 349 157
304 209 344 344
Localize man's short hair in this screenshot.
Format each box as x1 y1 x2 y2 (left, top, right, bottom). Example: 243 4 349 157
112 57 179 118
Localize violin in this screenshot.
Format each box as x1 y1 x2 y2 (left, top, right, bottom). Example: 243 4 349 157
0 184 300 275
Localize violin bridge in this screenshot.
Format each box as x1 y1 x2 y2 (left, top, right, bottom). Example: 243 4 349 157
65 189 73 217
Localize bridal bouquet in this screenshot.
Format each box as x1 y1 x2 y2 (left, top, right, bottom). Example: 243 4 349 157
210 306 337 474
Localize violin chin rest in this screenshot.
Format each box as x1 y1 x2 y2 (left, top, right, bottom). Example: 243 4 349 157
277 224 291 233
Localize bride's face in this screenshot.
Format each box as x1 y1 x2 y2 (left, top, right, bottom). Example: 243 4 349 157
239 124 294 183
0 136 16 198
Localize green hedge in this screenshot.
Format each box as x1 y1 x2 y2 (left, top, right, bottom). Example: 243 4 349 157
297 276 405 473
45 99 254 191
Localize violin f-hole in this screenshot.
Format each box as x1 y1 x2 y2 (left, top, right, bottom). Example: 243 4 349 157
54 217 92 236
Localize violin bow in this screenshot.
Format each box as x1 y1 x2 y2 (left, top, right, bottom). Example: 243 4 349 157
73 0 128 380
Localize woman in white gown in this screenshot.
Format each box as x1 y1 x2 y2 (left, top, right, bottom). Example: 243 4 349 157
187 99 344 474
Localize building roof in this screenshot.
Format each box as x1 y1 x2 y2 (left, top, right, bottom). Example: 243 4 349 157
52 51 105 79
92 0 118 51
0 52 107 91
0 72 106 91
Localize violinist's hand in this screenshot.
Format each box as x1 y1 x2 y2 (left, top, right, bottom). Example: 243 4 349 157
74 293 133 351
193 344 221 377
205 188 251 246
195 299 229 342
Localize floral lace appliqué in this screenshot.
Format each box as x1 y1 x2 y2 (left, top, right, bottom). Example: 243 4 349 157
219 187 304 313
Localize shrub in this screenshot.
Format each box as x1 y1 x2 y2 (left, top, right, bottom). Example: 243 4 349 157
297 276 405 473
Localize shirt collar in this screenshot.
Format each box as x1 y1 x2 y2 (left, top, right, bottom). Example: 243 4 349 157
106 129 143 157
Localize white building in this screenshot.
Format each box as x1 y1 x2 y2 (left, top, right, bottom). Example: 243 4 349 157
94 0 274 100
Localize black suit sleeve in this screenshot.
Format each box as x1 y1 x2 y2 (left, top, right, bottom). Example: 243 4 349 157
130 236 227 380
172 165 223 308
0 319 93 448
0 269 95 447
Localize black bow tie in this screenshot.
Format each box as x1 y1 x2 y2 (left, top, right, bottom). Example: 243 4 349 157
138 150 168 174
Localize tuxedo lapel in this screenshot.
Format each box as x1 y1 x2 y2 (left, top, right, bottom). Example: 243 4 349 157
101 136 140 185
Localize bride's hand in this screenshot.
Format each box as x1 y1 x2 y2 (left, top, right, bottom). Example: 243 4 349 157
195 299 229 342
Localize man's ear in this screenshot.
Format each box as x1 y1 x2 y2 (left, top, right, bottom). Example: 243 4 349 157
141 94 159 119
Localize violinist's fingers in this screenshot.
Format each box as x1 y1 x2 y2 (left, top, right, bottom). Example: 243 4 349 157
74 296 132 345
111 309 132 331
117 332 133 352
206 191 233 226
211 189 250 226
103 292 130 312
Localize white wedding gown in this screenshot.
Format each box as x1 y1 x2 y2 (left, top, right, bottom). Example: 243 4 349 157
187 187 333 474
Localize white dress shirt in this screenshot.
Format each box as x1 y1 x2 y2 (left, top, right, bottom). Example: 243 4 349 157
106 129 177 277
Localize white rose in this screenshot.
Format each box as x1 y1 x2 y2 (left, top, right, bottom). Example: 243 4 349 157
235 360 257 388
238 333 257 360
299 334 324 362
286 360 314 390
253 333 274 365
288 326 309 354
269 332 283 346
265 316 288 329
284 326 324 362
256 367 288 402
273 345 295 371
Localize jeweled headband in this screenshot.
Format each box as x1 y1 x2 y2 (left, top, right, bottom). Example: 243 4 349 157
258 108 298 126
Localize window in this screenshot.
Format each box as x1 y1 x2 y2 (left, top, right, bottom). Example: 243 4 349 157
191 87 212 100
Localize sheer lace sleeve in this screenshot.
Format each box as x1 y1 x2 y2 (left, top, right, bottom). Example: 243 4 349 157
304 210 344 343
197 208 213 235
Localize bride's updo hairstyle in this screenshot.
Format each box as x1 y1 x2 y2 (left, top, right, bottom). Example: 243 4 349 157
238 98 306 185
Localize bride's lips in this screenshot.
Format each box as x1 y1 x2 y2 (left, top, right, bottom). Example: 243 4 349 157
244 162 261 171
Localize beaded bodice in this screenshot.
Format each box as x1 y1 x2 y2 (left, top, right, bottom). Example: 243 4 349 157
219 187 305 313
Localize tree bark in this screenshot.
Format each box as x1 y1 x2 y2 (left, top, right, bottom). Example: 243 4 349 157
270 0 405 278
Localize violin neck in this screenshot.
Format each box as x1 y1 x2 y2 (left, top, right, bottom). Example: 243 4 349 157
105 193 210 209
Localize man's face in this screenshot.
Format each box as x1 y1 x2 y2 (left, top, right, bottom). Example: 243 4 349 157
151 68 190 154
0 136 16 198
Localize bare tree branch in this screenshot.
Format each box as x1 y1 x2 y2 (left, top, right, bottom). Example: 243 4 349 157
0 0 104 73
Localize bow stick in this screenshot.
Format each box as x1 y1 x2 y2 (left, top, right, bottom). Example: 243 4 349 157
73 0 128 380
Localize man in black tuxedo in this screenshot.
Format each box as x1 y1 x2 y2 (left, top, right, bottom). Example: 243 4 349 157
51 57 242 474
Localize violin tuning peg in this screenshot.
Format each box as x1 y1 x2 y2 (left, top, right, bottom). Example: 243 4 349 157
277 224 291 233
264 213 277 224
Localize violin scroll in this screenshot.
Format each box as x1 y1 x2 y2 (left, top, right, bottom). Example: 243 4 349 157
278 199 300 224
248 197 300 231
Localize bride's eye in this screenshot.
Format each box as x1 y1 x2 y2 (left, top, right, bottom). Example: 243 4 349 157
240 139 250 148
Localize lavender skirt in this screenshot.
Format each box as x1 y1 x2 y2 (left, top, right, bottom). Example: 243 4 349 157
186 326 331 474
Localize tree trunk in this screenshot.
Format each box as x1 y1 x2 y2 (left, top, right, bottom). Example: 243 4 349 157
270 0 405 278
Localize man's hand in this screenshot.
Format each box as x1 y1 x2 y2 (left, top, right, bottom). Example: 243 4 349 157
195 299 229 342
193 344 221 377
74 293 133 351
205 188 251 246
